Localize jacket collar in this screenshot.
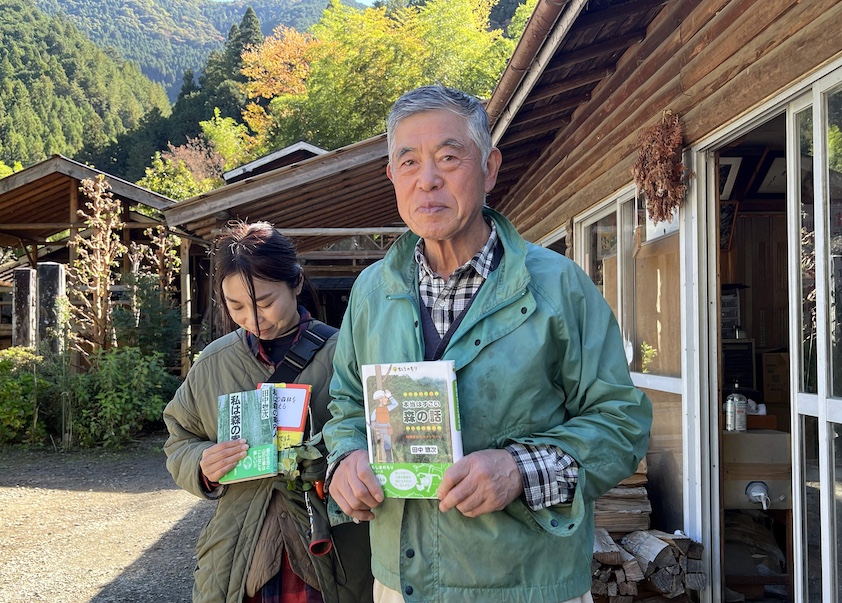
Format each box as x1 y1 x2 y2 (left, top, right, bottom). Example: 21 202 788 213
382 207 531 297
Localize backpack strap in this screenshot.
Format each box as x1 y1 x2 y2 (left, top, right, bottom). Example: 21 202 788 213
268 321 337 383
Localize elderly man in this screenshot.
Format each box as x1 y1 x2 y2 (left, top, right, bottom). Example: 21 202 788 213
324 85 652 603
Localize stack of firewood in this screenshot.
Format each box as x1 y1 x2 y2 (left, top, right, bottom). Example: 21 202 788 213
594 459 651 537
592 528 707 603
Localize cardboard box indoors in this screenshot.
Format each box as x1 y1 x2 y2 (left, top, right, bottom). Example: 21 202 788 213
762 352 790 404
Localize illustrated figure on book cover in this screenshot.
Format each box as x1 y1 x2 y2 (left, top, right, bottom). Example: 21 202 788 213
369 389 398 462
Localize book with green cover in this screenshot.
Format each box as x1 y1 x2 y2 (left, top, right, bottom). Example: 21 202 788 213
217 388 278 484
362 360 462 498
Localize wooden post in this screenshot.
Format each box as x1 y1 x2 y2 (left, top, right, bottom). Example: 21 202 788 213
180 238 192 377
36 262 66 356
13 267 37 348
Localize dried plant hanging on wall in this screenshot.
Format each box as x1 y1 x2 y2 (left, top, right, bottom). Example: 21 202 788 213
632 110 688 224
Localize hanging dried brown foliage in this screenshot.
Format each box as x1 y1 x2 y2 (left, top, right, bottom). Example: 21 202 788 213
632 110 688 223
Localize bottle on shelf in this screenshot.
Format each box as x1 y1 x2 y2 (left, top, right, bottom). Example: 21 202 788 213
725 380 747 432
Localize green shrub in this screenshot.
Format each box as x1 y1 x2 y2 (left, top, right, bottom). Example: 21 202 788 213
73 346 181 448
0 347 46 445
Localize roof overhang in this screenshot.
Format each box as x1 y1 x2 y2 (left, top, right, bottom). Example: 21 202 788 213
0 155 176 248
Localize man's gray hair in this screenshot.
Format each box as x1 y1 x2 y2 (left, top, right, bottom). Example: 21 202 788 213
387 85 493 172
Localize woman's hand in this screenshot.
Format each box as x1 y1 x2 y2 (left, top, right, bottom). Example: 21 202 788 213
200 439 249 484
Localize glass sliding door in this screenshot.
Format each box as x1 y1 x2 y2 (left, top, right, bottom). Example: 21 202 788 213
790 68 842 603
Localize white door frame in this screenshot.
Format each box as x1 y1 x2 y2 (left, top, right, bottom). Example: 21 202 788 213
687 55 842 602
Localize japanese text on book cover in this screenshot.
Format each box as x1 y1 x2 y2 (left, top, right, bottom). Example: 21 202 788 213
361 360 462 498
217 388 278 484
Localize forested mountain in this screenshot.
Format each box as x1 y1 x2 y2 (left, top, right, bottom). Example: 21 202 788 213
0 0 170 168
32 0 352 102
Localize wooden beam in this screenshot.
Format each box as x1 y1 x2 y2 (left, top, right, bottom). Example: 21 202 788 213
503 117 571 145
511 92 591 127
528 68 615 103
278 227 407 237
0 222 162 229
544 31 647 74
573 0 670 30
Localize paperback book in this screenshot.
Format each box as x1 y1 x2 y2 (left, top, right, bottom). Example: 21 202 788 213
259 382 313 473
361 360 462 498
217 388 278 484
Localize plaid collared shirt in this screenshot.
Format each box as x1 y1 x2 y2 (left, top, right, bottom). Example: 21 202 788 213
415 221 498 337
413 220 578 510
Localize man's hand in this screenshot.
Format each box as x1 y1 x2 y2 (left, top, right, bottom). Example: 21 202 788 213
329 449 384 522
200 439 248 484
437 449 523 517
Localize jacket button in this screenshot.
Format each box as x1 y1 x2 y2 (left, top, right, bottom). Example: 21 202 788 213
414 321 418 327
406 549 415 558
568 523 575 530
405 586 414 595
551 519 558 527
521 307 527 314
474 339 481 346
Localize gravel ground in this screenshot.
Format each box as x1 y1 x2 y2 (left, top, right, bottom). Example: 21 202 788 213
0 432 214 603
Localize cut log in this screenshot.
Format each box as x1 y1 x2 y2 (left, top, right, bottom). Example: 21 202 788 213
600 486 649 499
647 529 691 555
684 572 708 591
648 567 675 594
686 540 704 559
618 547 645 582
620 530 675 576
594 527 625 565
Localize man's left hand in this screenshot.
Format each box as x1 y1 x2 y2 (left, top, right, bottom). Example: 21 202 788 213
436 449 523 517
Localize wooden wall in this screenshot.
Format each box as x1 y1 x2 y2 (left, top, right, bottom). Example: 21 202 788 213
500 0 842 241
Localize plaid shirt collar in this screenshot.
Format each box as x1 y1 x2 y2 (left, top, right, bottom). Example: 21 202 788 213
413 218 498 282
414 220 498 337
247 307 312 366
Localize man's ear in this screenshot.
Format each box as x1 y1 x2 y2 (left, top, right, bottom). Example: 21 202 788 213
386 162 394 182
484 148 502 193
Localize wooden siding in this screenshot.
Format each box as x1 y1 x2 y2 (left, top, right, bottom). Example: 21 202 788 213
496 0 842 241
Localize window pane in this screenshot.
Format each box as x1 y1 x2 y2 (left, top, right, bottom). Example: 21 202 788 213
643 388 684 531
802 415 822 601
585 212 619 319
632 232 681 376
798 108 819 394
828 86 842 397
548 236 568 257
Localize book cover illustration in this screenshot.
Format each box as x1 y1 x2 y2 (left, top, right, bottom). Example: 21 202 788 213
361 360 462 498
259 382 313 476
217 388 278 484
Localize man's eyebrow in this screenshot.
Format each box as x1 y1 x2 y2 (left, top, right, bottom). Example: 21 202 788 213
394 139 466 160
439 138 466 152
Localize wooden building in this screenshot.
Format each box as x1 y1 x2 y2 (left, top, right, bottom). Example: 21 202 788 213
0 155 177 349
163 1 839 600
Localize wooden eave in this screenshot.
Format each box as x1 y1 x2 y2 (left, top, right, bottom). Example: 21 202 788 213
163 135 397 255
0 155 176 249
486 0 670 217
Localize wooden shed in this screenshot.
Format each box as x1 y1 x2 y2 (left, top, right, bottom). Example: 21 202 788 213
0 155 179 349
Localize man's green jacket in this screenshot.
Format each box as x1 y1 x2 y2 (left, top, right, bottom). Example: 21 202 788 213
324 208 652 603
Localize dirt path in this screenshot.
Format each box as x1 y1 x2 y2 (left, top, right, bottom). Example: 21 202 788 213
0 432 214 603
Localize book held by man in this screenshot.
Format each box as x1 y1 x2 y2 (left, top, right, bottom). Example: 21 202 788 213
361 360 462 498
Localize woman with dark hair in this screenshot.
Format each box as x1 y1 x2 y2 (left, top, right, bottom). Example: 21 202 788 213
163 221 373 603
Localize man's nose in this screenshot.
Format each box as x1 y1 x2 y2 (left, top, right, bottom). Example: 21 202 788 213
417 160 441 191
